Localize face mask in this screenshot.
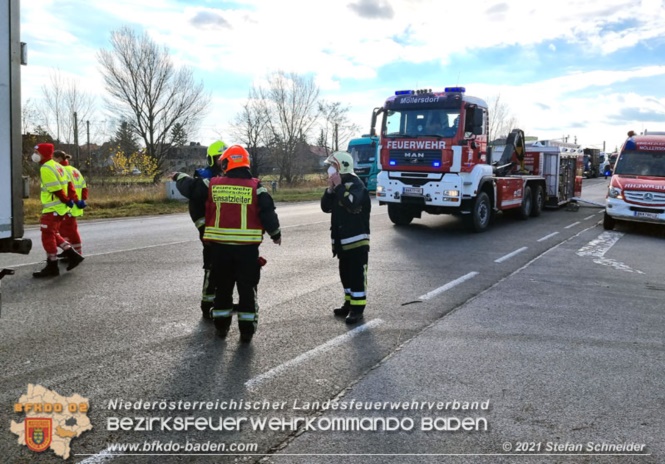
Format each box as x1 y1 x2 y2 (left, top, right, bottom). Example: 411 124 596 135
31 153 41 163
327 165 337 177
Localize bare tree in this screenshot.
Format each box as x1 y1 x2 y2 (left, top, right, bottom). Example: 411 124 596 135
317 100 361 155
487 94 519 143
40 69 95 144
256 71 320 184
97 26 210 181
21 98 39 134
229 88 271 177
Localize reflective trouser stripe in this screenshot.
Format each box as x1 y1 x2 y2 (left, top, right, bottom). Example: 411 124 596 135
237 312 257 322
211 309 233 318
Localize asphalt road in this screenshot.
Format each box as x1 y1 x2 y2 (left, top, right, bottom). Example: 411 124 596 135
0 178 663 463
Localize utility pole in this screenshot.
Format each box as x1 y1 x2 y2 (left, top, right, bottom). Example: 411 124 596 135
334 123 339 151
73 111 80 166
86 120 90 173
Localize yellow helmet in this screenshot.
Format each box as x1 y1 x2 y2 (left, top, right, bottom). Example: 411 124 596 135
325 151 354 175
206 140 227 167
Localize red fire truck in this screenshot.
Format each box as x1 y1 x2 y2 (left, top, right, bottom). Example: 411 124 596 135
371 87 582 232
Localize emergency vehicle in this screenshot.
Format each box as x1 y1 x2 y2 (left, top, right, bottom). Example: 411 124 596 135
604 131 665 230
370 87 582 232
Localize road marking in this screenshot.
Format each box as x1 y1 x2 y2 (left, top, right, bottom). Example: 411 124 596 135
564 221 581 229
418 272 479 301
494 247 528 263
245 319 384 390
576 231 643 274
537 232 559 242
78 446 118 463
584 215 596 220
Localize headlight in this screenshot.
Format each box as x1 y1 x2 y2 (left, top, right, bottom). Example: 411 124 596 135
608 187 622 199
376 185 384 193
443 190 460 197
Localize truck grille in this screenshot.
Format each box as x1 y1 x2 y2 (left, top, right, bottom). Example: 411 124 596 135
389 150 441 167
624 190 665 205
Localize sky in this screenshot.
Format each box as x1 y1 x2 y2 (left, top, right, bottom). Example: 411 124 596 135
17 0 665 154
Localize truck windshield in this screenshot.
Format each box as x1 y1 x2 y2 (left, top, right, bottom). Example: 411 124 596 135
614 151 665 176
384 109 460 137
350 145 376 164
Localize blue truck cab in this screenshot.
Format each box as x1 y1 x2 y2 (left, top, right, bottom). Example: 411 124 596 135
347 135 380 191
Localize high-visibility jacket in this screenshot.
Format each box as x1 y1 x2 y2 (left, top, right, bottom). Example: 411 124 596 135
203 177 264 245
40 159 69 215
63 164 87 217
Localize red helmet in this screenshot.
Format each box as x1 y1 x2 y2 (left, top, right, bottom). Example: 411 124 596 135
219 145 250 172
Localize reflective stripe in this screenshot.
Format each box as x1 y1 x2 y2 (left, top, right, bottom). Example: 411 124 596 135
194 217 205 228
237 312 257 321
340 234 369 245
211 309 233 318
175 173 188 181
341 240 369 251
202 295 215 302
256 186 267 195
350 299 367 306
43 181 61 189
203 178 210 187
350 291 366 298
204 226 263 244
42 200 62 208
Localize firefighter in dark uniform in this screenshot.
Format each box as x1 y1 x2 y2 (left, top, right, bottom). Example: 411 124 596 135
321 151 371 324
172 140 226 319
203 145 281 342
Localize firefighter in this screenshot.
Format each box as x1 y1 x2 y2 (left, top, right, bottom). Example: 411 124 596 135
32 143 84 278
321 151 371 324
203 145 281 342
172 140 226 319
53 150 87 256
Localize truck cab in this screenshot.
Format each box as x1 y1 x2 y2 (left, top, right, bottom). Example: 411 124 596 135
604 132 665 230
347 135 379 191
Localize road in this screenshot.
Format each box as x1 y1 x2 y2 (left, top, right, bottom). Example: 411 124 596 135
0 178 663 463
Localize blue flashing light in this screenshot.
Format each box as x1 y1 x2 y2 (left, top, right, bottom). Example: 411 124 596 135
444 86 466 93
395 90 415 96
433 161 441 167
389 160 397 166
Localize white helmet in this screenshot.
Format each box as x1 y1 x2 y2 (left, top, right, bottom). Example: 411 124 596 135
324 151 354 175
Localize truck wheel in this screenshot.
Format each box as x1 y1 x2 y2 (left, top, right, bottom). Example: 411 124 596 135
603 212 616 230
530 185 544 217
388 203 414 226
517 186 533 219
466 191 491 232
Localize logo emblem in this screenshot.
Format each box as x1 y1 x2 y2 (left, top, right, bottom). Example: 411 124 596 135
644 192 653 201
25 418 52 453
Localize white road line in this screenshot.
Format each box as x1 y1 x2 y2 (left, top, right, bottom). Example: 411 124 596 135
564 221 581 229
494 247 528 263
576 231 643 274
537 232 559 242
78 446 118 463
245 319 384 390
418 272 479 300
584 215 596 220
598 209 605 214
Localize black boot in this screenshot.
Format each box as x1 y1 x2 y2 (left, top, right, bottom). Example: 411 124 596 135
33 260 60 278
201 302 213 320
333 303 351 317
239 331 254 343
63 248 84 271
345 309 364 325
213 318 231 338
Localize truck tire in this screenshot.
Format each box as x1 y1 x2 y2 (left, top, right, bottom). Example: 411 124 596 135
388 203 414 226
603 212 616 230
466 191 491 232
530 184 544 217
517 185 533 220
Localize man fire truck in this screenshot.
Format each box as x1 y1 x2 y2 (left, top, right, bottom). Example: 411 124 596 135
371 87 581 232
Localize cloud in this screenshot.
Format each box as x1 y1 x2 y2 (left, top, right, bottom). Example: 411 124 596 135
190 11 231 29
347 0 394 19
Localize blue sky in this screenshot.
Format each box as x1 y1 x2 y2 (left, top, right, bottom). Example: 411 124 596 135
19 0 665 153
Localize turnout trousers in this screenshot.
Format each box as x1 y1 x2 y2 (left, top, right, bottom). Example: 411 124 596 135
209 243 261 335
201 244 216 310
338 246 368 313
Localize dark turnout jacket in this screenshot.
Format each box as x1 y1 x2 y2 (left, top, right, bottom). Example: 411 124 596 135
321 173 371 255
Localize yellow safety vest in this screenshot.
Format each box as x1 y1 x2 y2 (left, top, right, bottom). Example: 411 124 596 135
63 164 87 217
40 159 69 215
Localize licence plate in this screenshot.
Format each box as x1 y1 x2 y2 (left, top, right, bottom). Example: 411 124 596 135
635 211 658 219
403 187 423 196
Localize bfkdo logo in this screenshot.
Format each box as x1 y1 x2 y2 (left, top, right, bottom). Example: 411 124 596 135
25 418 52 452
10 384 93 460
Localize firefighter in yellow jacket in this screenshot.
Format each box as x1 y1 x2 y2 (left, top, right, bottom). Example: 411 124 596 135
203 145 281 342
31 143 84 278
